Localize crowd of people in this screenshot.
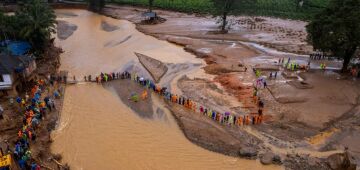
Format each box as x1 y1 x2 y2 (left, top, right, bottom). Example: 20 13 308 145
10 79 59 170
309 52 343 61
89 70 265 127
278 57 312 71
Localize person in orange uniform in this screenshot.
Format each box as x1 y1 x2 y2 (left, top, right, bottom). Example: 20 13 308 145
238 116 243 126
245 115 250 125
141 90 148 100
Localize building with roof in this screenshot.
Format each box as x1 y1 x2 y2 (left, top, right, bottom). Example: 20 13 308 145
0 53 36 96
142 11 157 21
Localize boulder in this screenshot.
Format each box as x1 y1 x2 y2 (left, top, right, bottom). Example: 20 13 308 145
260 152 274 165
239 147 258 159
260 152 282 165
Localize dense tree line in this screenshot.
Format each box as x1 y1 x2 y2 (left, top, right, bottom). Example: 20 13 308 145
0 0 56 53
306 0 360 72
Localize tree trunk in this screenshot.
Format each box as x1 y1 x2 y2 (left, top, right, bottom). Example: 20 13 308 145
221 12 227 32
342 56 351 73
149 0 153 12
341 46 357 73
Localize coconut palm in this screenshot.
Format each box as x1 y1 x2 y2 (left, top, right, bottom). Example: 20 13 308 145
16 0 56 51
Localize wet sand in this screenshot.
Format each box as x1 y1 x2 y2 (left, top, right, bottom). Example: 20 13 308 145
104 80 154 118
104 5 312 54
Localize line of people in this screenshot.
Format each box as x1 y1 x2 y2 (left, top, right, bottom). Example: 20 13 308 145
93 72 130 83
279 57 310 71
92 71 265 127
12 79 56 170
309 53 337 60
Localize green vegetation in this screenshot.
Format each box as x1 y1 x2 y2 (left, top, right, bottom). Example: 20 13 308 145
306 0 360 72
110 0 330 20
0 0 56 52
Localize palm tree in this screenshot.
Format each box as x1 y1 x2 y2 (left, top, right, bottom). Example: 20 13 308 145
0 11 20 40
16 0 56 51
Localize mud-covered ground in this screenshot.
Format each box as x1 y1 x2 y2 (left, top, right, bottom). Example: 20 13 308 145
0 46 66 169
103 5 360 169
104 5 311 55
103 80 154 118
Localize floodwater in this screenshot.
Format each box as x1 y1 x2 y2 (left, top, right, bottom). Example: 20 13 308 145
51 9 282 170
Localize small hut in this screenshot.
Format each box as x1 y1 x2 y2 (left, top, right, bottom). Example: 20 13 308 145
142 11 157 21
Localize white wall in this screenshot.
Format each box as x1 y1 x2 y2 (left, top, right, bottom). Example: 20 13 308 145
0 74 13 86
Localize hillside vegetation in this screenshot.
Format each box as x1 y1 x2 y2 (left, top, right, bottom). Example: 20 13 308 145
110 0 329 20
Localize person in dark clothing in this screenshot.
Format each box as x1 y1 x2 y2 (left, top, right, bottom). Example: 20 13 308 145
259 100 264 108
258 109 263 116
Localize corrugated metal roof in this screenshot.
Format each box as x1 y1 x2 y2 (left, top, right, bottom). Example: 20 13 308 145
142 12 156 18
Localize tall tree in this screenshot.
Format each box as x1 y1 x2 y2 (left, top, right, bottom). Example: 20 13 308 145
306 0 360 72
88 0 105 12
148 0 155 12
15 0 56 51
0 14 20 40
211 0 252 32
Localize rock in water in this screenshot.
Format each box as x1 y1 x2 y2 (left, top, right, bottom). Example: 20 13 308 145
135 52 168 83
239 147 258 159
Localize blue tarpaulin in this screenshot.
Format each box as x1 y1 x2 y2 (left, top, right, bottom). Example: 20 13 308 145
0 40 31 55
7 41 31 55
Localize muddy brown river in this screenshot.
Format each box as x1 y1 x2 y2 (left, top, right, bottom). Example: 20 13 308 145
51 9 282 170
